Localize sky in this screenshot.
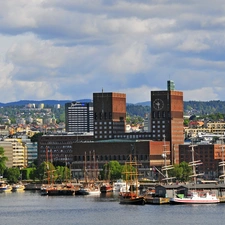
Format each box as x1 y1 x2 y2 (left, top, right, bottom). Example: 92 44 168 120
0 0 225 104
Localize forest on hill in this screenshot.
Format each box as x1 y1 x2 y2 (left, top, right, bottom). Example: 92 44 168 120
1 100 225 119
127 100 225 117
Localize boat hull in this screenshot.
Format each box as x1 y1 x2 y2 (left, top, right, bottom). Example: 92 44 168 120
170 197 219 204
119 192 145 205
119 196 145 205
145 197 170 204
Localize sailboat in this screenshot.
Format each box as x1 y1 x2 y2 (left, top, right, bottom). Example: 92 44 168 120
119 150 145 205
41 149 75 196
170 143 219 204
76 151 100 195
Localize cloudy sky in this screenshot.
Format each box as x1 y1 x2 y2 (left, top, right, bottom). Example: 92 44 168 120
0 0 225 103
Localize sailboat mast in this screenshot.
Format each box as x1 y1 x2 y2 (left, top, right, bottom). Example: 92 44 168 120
46 146 50 185
163 135 168 182
84 151 87 183
65 155 67 182
190 145 197 185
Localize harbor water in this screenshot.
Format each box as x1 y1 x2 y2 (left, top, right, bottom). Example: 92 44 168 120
1 191 225 225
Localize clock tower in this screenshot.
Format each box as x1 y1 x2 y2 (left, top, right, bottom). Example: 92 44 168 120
151 80 184 164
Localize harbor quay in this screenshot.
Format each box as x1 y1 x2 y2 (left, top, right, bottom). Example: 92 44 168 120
139 182 225 199
23 181 225 198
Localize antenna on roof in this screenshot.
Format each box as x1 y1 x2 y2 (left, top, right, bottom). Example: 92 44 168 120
102 88 104 114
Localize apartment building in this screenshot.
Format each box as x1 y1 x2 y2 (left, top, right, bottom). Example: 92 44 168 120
0 138 27 168
65 102 94 133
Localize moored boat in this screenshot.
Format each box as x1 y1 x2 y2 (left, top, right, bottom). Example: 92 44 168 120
113 179 126 192
119 149 145 205
11 184 25 192
0 182 12 193
100 183 113 193
75 187 90 195
120 192 145 205
170 190 219 204
43 183 76 196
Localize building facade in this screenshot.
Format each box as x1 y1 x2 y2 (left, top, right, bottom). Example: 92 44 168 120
38 133 94 165
65 102 94 133
93 92 126 140
70 140 167 179
0 138 27 168
179 143 223 179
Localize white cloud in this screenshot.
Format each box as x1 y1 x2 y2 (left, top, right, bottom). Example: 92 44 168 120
0 0 224 103
184 87 219 101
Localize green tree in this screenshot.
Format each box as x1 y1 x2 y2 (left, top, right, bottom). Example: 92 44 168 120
183 119 189 126
4 167 20 183
55 166 71 182
0 146 8 177
170 161 192 182
37 161 56 183
29 168 37 181
101 161 123 181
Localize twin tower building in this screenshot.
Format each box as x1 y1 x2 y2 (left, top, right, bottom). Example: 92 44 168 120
39 81 184 178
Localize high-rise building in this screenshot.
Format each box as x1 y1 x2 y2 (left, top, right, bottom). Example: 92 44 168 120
65 102 93 133
151 80 184 164
93 92 126 140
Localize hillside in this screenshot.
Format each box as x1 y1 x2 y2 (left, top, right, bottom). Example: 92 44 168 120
1 100 225 117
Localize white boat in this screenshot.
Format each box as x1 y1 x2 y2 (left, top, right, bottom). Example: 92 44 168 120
170 191 219 204
113 179 127 192
87 188 101 195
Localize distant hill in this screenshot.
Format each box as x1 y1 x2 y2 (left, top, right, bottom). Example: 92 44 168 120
1 100 225 116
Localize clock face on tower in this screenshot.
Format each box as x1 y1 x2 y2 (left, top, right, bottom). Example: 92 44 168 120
153 98 164 110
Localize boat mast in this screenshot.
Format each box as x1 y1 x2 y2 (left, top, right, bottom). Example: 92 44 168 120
161 135 174 184
189 140 203 185
84 151 88 183
45 146 50 185
65 154 67 182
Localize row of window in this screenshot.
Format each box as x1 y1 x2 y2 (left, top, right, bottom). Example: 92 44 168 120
94 126 112 129
95 122 112 125
152 111 170 119
94 112 112 120
74 154 149 161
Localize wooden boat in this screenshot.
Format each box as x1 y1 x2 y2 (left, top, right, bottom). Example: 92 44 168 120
119 150 145 205
170 191 219 204
42 183 76 196
120 192 145 205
